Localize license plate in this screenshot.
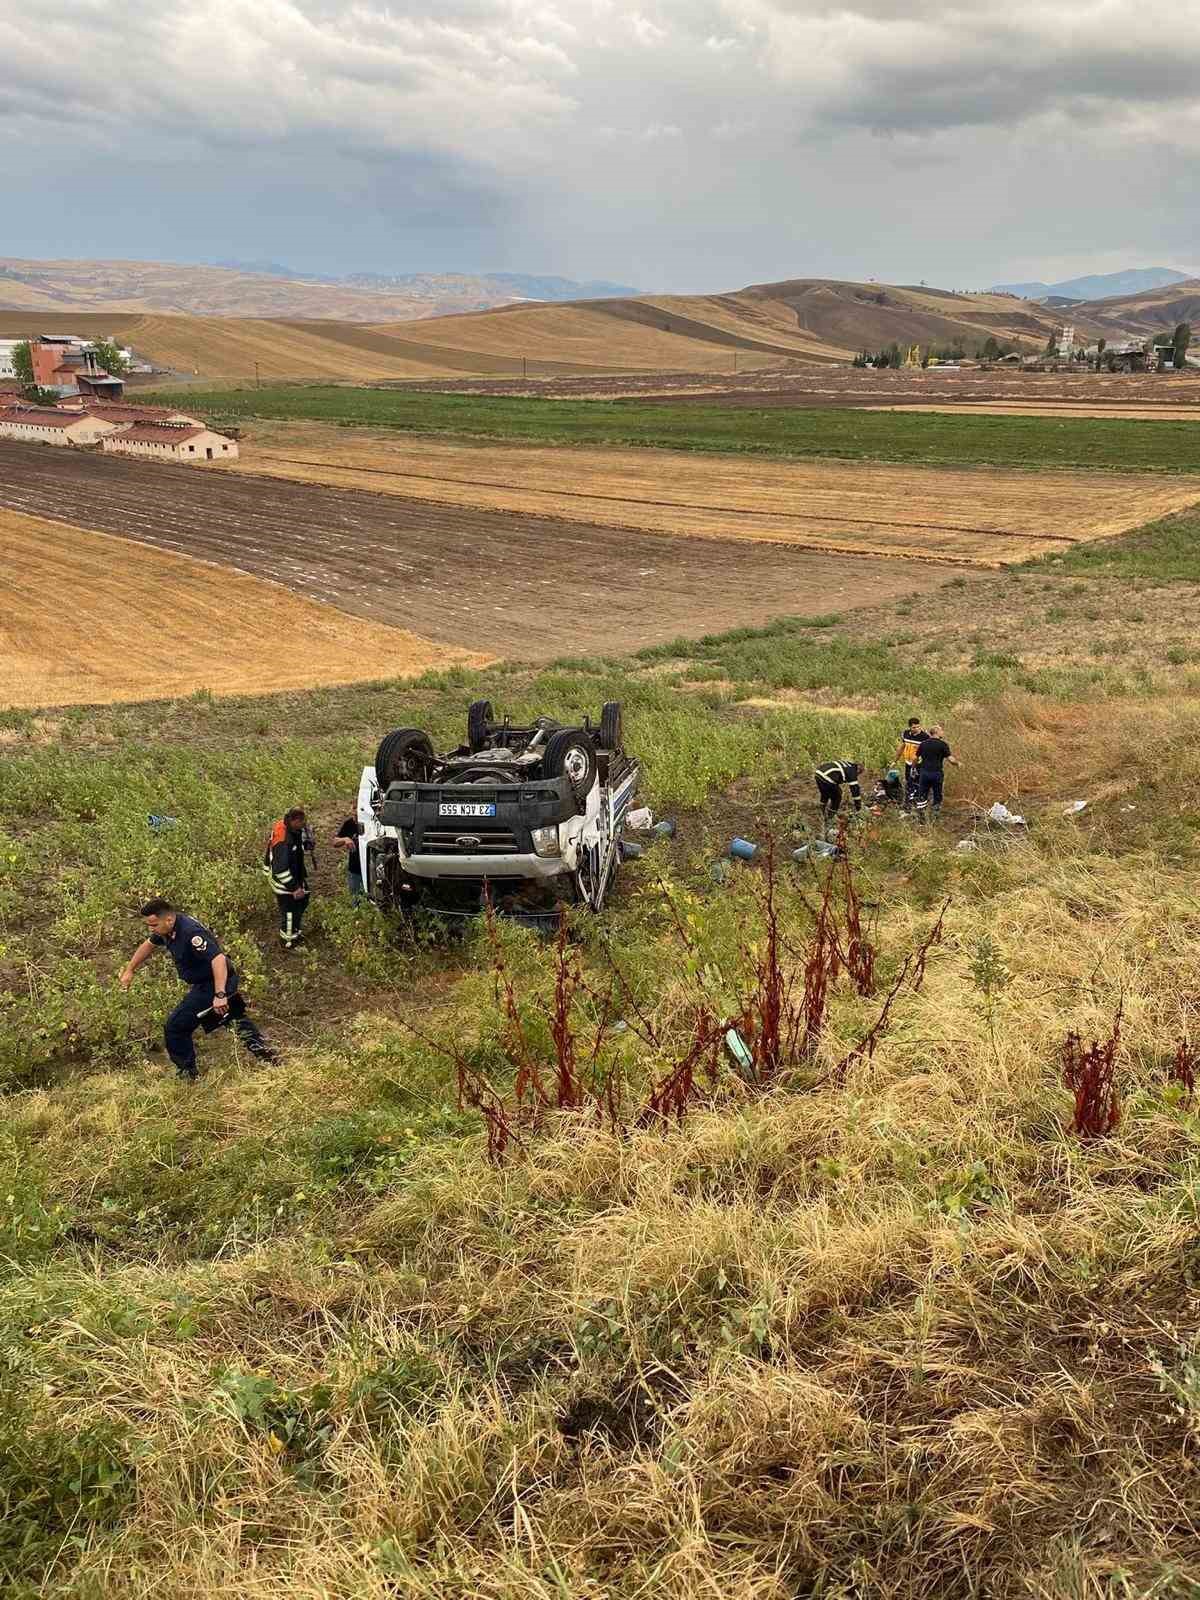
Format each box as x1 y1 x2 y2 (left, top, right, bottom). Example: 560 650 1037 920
439 802 496 817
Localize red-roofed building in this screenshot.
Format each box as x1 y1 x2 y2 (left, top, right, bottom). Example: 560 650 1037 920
102 422 238 461
56 398 198 425
0 404 123 446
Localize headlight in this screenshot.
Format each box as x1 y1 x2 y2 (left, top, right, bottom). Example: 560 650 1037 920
531 825 561 857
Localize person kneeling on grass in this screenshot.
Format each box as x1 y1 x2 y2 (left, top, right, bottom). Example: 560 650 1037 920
119 898 277 1082
914 724 959 823
814 758 865 828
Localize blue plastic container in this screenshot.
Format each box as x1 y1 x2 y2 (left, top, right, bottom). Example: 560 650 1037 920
729 837 757 861
653 818 676 838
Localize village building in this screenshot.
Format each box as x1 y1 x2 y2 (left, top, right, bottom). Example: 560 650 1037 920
101 421 239 461
55 397 199 425
0 404 122 446
28 336 124 400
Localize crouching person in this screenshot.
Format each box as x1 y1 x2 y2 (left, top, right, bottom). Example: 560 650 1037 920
120 898 277 1081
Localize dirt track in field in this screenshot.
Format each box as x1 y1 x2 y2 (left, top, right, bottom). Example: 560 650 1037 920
0 508 489 708
229 424 1200 567
0 443 956 661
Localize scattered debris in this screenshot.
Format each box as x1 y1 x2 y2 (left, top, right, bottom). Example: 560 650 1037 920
724 1028 754 1073
710 859 734 883
987 801 1026 827
956 839 978 852
619 841 645 860
148 813 179 831
1062 799 1088 816
626 806 654 830
729 837 758 861
652 818 676 838
793 840 837 862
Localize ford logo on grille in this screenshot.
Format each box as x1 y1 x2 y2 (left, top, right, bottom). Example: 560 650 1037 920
456 835 481 849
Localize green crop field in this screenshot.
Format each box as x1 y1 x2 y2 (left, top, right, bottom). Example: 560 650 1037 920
140 384 1200 471
3 513 1200 1597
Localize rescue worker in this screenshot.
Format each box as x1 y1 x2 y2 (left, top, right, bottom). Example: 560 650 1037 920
814 758 865 826
895 717 928 810
119 898 276 1081
914 724 958 823
333 811 365 902
264 807 310 948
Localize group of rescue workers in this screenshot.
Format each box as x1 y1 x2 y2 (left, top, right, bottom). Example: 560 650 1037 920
119 721 959 1085
813 716 958 828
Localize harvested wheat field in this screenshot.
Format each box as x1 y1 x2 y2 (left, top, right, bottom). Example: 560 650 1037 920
232 423 1200 566
0 444 954 659
0 510 489 708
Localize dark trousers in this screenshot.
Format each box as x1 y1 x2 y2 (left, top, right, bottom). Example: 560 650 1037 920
816 776 842 818
164 984 268 1077
917 770 944 817
903 763 919 806
276 891 309 946
347 865 365 903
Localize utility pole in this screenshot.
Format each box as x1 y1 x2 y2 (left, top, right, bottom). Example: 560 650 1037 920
254 361 261 390
522 355 527 379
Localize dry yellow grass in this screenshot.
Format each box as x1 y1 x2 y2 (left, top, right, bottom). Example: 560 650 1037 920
365 302 787 372
0 509 490 707
231 423 1200 566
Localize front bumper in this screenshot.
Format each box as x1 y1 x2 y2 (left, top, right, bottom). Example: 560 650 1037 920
400 850 567 881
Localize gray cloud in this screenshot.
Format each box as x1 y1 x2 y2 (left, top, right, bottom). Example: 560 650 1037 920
1 0 1199 287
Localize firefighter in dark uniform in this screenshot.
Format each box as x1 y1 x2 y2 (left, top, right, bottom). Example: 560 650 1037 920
119 898 276 1081
813 758 865 827
264 807 310 948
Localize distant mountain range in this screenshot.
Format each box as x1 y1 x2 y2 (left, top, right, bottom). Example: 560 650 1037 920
0 257 642 322
991 267 1191 302
213 261 641 302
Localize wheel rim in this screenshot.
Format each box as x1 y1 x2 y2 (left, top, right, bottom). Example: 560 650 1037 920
563 745 589 785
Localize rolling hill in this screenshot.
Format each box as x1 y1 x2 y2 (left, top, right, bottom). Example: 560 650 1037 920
0 273 1132 382
0 258 561 321
991 267 1191 301
1078 278 1200 336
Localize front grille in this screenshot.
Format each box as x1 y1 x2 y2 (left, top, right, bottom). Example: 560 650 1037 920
417 829 521 854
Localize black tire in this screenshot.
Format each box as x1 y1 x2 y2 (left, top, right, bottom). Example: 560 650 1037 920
467 699 494 752
375 727 434 786
543 729 598 796
599 700 623 751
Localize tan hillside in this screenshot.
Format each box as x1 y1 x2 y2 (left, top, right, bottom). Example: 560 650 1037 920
1080 276 1200 335
0 272 1136 383
0 257 530 321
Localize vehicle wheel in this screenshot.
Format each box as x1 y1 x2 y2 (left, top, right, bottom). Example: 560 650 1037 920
467 699 494 752
375 727 434 786
599 700 623 751
543 729 598 796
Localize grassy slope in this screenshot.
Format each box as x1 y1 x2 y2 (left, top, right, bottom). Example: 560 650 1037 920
141 385 1200 471
3 515 1200 1597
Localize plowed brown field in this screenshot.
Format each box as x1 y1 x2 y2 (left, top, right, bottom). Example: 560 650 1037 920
229 425 1200 567
0 509 490 708
0 444 954 666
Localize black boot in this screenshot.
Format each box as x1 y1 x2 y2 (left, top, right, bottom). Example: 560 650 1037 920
235 1018 278 1062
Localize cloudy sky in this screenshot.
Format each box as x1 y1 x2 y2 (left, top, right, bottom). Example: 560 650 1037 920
3 0 1199 290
